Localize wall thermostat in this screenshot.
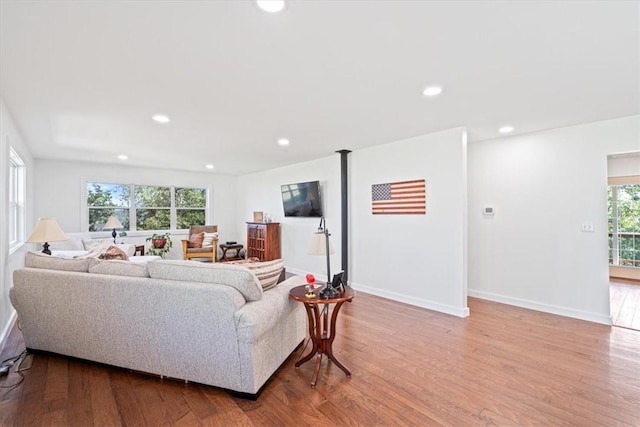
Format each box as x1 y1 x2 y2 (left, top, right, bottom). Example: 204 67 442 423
483 206 495 215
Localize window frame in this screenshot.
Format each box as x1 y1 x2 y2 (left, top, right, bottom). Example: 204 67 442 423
82 179 210 234
9 147 26 253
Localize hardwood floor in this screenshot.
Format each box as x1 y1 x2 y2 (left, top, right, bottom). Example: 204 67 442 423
1 293 640 426
611 280 640 330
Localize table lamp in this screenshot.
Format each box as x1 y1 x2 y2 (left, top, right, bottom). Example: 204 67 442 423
104 215 124 244
26 218 68 255
308 217 338 298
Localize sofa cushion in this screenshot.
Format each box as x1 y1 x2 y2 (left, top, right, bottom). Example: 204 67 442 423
148 260 263 301
88 258 150 278
188 232 205 248
25 251 91 272
83 239 138 256
227 258 285 291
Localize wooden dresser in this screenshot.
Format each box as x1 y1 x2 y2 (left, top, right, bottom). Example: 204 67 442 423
246 222 281 261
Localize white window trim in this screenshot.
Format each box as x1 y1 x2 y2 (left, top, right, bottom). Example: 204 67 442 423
9 147 25 254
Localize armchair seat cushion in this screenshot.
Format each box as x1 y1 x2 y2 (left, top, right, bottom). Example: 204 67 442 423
185 246 215 254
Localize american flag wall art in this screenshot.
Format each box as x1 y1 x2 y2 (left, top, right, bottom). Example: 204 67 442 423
371 179 426 215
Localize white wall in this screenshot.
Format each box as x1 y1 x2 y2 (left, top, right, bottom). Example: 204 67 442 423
34 160 239 259
468 115 640 324
351 128 468 316
237 155 342 281
0 99 35 351
238 127 469 317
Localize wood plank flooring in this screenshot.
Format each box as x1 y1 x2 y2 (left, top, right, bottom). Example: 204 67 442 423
611 280 640 330
1 293 640 426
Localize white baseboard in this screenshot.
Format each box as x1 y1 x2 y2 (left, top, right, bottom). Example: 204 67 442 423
468 289 612 325
0 310 17 355
351 282 470 318
287 266 471 318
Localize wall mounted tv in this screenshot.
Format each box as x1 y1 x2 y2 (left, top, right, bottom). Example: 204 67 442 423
281 180 323 217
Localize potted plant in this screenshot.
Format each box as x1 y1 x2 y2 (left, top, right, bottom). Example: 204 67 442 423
146 232 173 258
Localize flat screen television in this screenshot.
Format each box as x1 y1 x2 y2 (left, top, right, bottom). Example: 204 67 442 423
281 180 323 217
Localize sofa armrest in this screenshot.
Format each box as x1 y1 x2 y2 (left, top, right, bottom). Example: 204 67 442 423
234 275 306 343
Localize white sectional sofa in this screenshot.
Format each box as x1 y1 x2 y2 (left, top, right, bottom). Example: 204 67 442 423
10 252 307 397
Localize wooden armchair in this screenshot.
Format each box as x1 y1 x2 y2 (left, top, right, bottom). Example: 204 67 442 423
181 225 218 262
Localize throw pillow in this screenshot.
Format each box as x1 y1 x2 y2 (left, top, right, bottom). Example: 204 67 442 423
228 258 285 291
98 245 129 261
117 243 136 257
83 239 112 253
49 234 84 251
202 232 219 247
188 232 205 248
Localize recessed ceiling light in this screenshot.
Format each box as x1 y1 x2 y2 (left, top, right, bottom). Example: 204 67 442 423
205 164 214 170
277 138 290 146
256 0 286 13
422 86 443 97
498 126 514 134
117 155 128 160
152 114 170 124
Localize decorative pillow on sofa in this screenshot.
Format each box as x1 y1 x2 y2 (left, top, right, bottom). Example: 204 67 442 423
98 245 129 261
227 258 285 291
25 251 92 272
202 232 218 247
49 232 91 251
147 260 263 301
82 239 112 253
188 232 205 248
88 258 150 278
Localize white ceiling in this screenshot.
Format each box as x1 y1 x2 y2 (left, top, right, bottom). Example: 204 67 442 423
1 0 638 175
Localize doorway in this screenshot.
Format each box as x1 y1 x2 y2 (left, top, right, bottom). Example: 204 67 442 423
607 152 640 331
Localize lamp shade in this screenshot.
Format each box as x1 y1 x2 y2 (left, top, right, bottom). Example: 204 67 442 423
307 232 335 255
26 218 68 243
104 215 123 230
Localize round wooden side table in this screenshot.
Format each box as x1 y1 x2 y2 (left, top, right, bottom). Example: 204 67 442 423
289 284 356 387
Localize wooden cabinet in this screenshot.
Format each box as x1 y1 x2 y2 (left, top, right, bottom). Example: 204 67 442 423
246 222 281 261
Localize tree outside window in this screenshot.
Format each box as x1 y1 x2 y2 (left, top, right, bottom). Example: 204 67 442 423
136 185 170 230
88 183 130 232
86 182 207 232
609 184 640 267
176 187 206 229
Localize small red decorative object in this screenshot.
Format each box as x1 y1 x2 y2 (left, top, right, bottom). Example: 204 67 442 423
306 274 316 290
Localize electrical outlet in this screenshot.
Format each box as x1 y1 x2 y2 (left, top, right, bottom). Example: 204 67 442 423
581 221 594 232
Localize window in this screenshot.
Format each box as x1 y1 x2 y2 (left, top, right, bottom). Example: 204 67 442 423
9 148 25 249
176 187 207 229
136 185 171 230
608 183 640 268
87 183 130 232
86 182 207 232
